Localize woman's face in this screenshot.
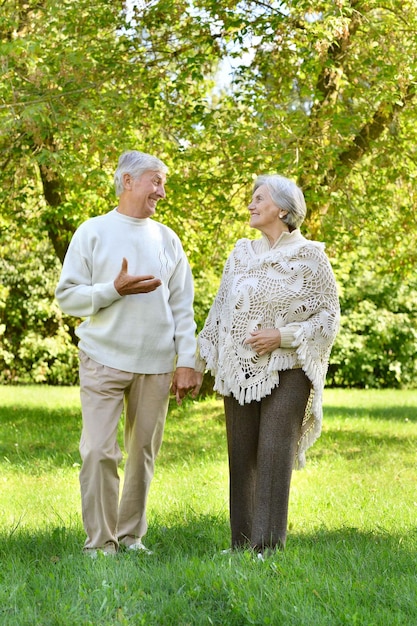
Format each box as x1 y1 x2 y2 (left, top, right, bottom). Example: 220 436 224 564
248 184 283 234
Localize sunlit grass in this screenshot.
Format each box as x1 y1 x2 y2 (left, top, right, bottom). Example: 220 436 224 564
0 386 416 625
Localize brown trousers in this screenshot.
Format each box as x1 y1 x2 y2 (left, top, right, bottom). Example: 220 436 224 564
78 350 171 550
224 368 311 551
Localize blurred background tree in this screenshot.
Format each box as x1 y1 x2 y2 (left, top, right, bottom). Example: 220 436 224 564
1 0 416 387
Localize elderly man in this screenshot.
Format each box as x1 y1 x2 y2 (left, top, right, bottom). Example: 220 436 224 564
56 150 201 556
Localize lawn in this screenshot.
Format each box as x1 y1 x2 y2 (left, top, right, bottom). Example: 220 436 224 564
0 386 416 625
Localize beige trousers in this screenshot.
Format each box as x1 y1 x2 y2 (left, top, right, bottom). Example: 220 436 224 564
78 350 172 550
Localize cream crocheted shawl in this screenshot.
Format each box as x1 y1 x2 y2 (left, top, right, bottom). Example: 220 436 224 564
197 229 340 468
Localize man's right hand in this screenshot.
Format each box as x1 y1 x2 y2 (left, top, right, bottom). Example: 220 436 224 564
114 258 162 296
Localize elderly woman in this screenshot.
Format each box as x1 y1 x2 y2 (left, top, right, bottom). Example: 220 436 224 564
197 174 340 554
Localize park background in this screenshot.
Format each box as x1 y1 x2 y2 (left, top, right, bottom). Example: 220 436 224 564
1 0 416 389
0 1 416 624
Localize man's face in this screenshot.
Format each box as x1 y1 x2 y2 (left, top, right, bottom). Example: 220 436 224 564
125 170 167 218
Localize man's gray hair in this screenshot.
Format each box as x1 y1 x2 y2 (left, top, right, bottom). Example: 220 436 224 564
114 150 168 197
253 174 307 230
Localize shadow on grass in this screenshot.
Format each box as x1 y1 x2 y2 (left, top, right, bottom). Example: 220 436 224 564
1 517 415 626
324 404 417 422
0 398 227 470
1 394 417 470
0 405 82 468
0 513 229 562
310 427 416 463
0 514 415 566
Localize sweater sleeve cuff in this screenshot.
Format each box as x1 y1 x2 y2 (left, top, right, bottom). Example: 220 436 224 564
194 354 207 373
278 325 300 348
176 355 198 369
92 281 123 311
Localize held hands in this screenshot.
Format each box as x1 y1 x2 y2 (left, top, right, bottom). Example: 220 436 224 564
114 258 162 296
171 367 203 406
245 328 281 356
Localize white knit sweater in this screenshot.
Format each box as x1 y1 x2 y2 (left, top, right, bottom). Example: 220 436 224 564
197 229 340 467
56 209 196 374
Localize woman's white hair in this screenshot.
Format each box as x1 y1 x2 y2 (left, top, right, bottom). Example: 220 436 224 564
114 150 168 197
253 174 307 230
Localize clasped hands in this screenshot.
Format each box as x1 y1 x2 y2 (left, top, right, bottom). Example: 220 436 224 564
171 368 203 406
245 328 281 356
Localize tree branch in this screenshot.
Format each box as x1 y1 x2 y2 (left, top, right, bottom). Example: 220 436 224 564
325 82 416 187
313 3 363 110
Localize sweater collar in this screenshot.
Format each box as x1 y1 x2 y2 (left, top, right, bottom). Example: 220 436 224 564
112 208 151 226
254 229 305 254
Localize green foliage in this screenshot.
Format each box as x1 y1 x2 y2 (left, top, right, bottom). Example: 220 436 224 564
0 0 416 386
330 299 417 388
0 221 79 385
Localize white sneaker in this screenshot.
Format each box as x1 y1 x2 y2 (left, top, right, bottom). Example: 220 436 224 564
127 539 153 554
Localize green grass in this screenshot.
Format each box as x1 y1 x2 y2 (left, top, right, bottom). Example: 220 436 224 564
0 386 416 625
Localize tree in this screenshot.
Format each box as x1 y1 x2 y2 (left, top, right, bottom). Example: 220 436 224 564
1 0 416 386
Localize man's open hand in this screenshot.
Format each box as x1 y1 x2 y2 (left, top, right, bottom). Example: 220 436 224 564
114 258 162 296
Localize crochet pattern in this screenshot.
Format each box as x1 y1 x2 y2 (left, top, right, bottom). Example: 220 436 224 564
198 232 340 467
